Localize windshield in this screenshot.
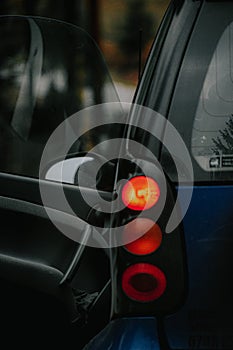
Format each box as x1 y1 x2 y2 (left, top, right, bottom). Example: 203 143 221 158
0 16 120 178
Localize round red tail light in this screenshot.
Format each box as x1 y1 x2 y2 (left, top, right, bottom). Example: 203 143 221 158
122 263 166 302
123 218 162 255
122 176 160 211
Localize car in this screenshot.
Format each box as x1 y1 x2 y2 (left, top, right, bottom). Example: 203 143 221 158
0 0 233 349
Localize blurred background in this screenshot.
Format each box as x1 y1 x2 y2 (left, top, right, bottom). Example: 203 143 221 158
0 0 169 102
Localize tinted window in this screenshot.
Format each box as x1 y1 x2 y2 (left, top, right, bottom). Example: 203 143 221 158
161 1 233 182
0 16 120 179
192 21 233 172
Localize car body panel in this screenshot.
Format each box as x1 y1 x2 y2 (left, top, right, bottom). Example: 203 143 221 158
83 317 160 350
164 185 233 348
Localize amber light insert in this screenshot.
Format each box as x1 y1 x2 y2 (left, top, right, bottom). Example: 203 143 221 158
123 218 162 255
122 176 160 211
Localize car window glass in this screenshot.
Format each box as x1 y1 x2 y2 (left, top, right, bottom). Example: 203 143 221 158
0 16 120 179
192 21 233 172
161 2 233 182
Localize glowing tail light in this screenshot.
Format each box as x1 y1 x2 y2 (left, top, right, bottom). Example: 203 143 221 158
123 218 162 255
121 176 160 211
122 263 166 302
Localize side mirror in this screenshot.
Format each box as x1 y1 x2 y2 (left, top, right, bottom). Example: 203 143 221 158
43 152 116 191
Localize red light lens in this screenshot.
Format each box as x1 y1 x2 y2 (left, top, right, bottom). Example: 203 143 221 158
123 218 162 255
122 263 166 302
122 176 160 211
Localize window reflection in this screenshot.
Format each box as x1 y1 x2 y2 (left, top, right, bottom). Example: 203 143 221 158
192 22 233 172
0 16 120 178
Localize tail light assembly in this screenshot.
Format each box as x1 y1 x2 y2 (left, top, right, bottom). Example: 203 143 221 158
110 160 187 318
122 263 167 302
121 176 160 210
123 219 162 256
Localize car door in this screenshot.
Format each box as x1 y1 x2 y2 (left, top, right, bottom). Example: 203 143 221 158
0 15 124 347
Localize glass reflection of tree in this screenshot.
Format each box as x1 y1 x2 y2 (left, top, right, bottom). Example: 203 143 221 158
212 115 233 155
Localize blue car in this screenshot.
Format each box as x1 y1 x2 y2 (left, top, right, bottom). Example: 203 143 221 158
0 0 232 349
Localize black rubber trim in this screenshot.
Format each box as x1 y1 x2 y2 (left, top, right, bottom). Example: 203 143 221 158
0 253 78 319
0 195 87 231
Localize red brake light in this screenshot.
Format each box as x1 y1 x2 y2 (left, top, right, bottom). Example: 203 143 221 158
123 218 162 255
122 263 166 302
122 176 160 211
